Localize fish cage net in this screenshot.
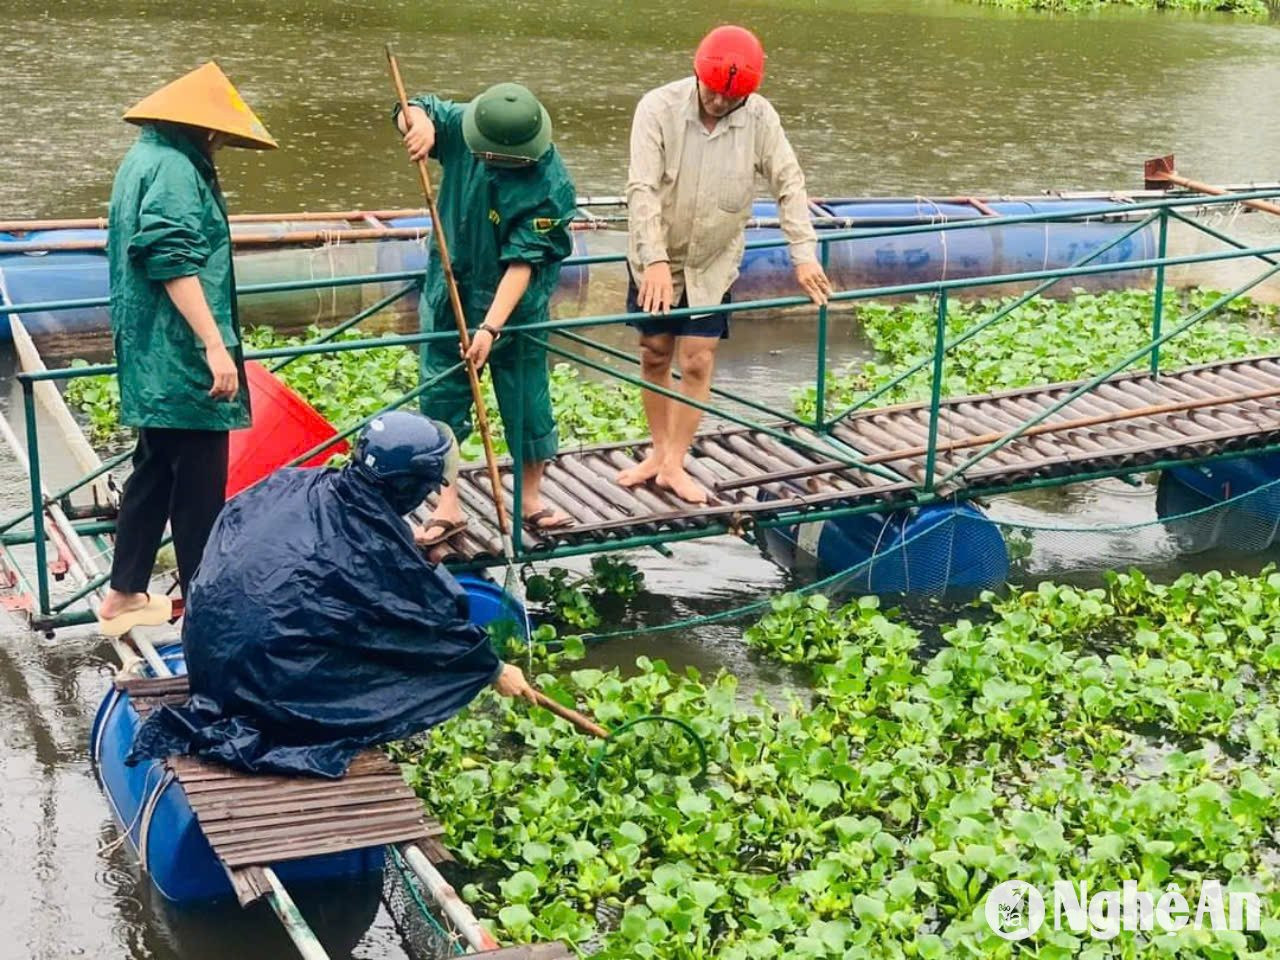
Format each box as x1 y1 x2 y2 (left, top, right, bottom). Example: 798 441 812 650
380 846 468 959
581 466 1280 647
809 467 1280 605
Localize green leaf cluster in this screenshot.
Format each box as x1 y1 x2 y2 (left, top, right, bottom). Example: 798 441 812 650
525 557 646 631
395 566 1280 956
61 325 649 458
974 0 1268 15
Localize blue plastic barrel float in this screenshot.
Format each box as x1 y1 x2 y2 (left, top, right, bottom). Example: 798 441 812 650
1156 453 1280 553
0 230 113 338
90 573 525 903
380 216 591 317
733 199 1155 301
757 500 1009 597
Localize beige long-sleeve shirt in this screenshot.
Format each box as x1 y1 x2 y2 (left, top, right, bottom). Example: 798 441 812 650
626 76 818 308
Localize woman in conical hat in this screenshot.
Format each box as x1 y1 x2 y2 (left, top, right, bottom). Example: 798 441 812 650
97 62 277 637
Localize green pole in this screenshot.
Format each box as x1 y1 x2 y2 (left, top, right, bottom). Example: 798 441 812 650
923 290 948 492
540 338 909 484
512 331 525 558
1167 208 1279 268
552 329 812 427
1150 209 1169 377
814 238 831 432
21 382 50 615
940 261 1280 485
823 214 1157 425
1 520 115 546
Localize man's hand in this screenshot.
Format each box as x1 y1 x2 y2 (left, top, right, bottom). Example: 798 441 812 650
493 663 537 703
464 328 495 369
638 260 674 314
205 343 239 399
795 261 832 306
401 106 435 162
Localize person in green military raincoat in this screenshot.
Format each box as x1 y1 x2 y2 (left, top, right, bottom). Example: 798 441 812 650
394 82 577 546
96 62 278 637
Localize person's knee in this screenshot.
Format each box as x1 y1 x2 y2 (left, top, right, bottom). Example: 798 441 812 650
639 337 674 375
678 342 716 383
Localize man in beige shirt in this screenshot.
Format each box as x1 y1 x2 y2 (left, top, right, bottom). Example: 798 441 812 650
619 25 832 504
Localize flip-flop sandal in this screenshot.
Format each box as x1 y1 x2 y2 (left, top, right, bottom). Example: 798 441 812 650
522 508 574 534
416 518 468 548
97 593 173 638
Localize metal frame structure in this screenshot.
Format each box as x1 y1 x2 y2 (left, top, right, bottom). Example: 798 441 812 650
2 189 1279 633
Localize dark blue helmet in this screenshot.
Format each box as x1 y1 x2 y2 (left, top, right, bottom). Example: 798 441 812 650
352 412 457 514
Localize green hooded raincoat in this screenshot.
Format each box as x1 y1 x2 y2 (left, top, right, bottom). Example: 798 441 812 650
107 124 251 431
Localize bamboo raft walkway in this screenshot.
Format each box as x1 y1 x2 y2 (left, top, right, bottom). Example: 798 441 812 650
119 674 573 959
120 675 450 906
424 354 1280 566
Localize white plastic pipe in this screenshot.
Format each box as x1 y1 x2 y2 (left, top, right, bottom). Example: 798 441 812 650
399 842 500 952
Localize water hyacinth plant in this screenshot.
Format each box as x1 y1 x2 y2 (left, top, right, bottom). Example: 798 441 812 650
64 324 648 456
392 568 1280 957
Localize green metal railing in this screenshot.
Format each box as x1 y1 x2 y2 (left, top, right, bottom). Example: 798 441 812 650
4 188 1279 628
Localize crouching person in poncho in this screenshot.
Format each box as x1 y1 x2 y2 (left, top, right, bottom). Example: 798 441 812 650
129 411 535 779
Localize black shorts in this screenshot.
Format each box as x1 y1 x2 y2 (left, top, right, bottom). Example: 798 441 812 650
625 272 732 339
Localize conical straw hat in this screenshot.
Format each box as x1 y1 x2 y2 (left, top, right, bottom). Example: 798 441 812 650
123 61 277 150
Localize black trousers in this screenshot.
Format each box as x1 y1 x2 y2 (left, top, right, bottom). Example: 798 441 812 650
109 428 229 598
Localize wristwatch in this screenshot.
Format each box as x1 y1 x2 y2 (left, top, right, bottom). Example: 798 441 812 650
478 323 501 340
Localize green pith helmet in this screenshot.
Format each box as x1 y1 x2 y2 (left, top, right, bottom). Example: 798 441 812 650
462 82 552 167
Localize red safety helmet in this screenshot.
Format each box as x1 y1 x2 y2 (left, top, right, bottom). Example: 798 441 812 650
694 25 765 99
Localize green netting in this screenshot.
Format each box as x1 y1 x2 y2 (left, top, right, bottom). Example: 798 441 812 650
380 846 467 958
580 467 1280 645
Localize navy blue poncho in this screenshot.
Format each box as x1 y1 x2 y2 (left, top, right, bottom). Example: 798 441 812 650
129 465 500 778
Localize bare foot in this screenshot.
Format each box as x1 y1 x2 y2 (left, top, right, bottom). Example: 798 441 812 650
656 466 710 505
617 451 663 488
98 590 151 620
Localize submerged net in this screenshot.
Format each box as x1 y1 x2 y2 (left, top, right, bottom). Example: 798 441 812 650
380 846 467 959
579 465 1280 646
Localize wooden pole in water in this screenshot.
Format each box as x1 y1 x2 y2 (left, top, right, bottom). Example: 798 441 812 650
1145 155 1280 218
532 691 609 739
261 867 333 960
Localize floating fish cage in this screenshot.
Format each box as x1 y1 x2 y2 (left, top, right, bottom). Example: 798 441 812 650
0 196 1156 340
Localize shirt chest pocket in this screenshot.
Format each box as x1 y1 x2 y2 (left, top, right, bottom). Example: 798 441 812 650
715 131 755 214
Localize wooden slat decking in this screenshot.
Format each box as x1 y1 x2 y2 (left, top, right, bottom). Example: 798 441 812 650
121 675 447 907
421 354 1280 564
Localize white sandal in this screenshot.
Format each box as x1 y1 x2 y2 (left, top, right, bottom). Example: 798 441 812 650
97 593 173 638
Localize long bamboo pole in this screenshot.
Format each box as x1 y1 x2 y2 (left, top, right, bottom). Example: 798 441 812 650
399 843 501 951
385 46 510 541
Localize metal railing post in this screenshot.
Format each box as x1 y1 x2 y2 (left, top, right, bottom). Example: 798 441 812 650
1150 208 1169 377
512 331 525 558
923 290 948 493
814 238 831 432
21 380 50 615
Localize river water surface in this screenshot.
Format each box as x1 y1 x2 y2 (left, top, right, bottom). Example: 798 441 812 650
1 1 1279 958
